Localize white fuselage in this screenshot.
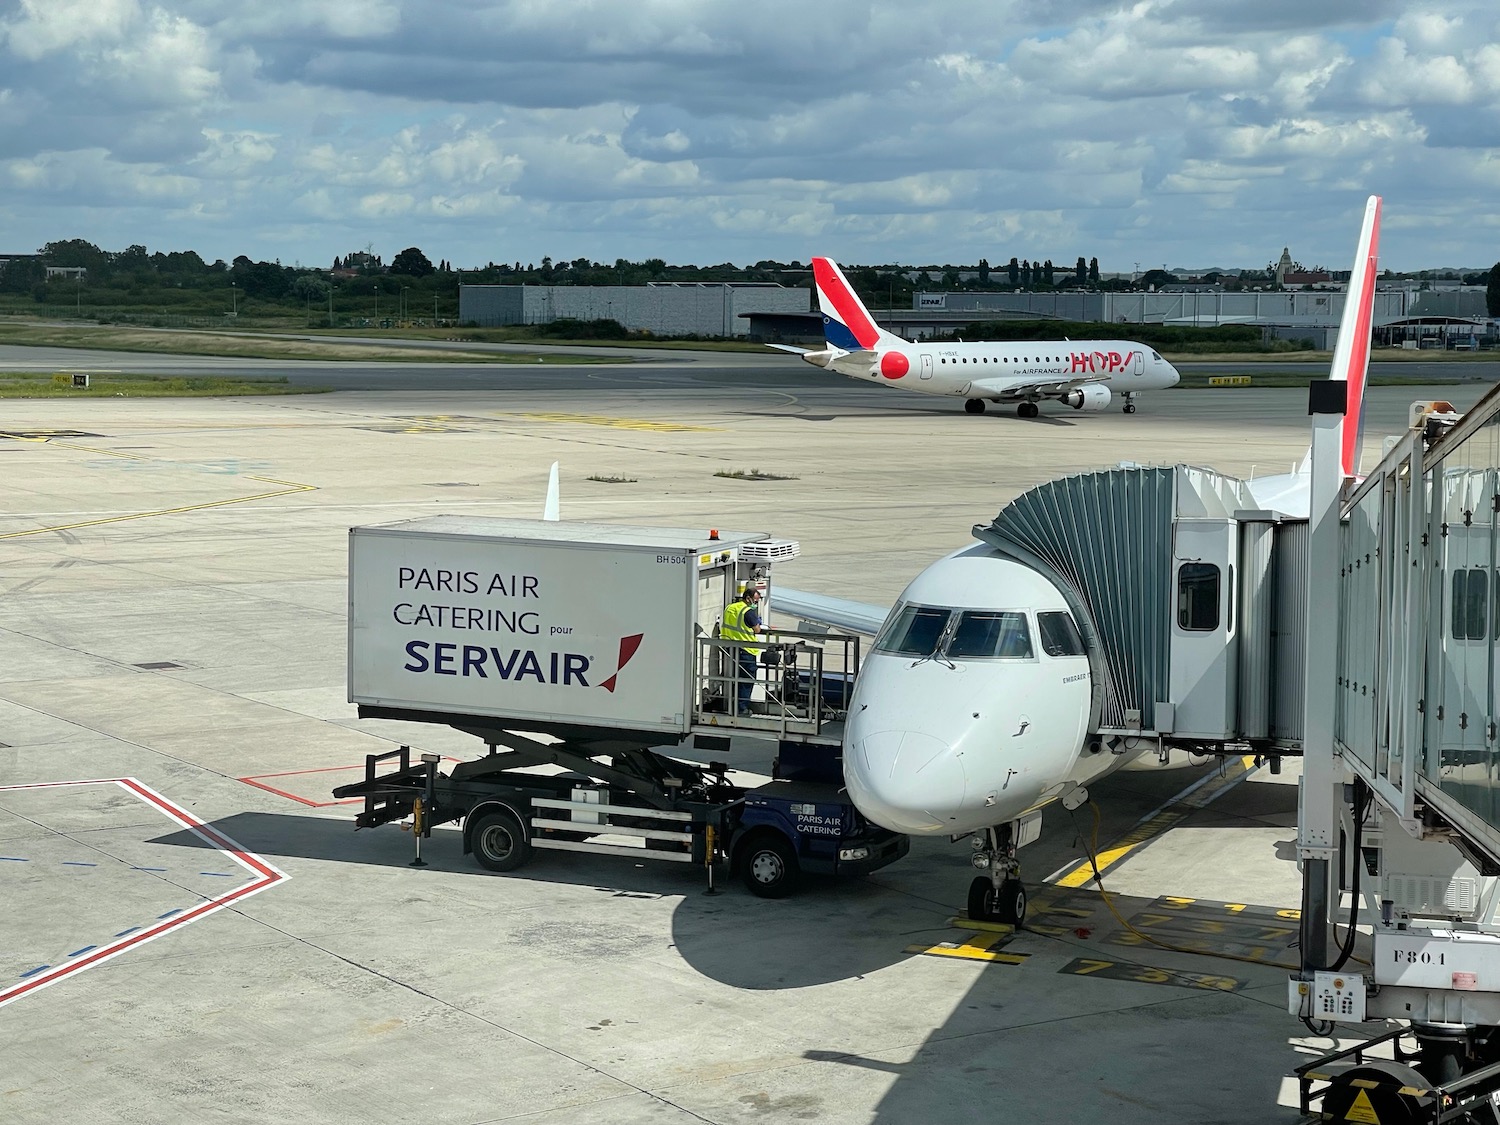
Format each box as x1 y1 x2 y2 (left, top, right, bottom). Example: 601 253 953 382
843 545 1125 836
807 339 1180 401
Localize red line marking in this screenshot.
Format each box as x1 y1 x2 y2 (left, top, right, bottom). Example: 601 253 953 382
237 777 362 808
236 756 462 808
0 778 287 1008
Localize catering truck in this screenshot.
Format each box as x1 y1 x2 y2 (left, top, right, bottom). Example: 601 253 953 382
337 516 907 897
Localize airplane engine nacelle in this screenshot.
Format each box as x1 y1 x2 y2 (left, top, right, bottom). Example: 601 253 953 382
1063 384 1111 412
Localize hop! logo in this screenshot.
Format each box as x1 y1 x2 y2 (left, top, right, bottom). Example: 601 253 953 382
599 634 644 693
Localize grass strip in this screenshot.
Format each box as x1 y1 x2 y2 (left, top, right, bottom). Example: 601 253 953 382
0 372 326 397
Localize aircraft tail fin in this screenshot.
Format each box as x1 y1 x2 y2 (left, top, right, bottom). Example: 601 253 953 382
543 461 560 521
812 258 908 351
1330 195 1382 478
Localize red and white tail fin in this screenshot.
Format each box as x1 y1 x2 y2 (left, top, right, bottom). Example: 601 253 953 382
812 258 909 351
1331 195 1382 478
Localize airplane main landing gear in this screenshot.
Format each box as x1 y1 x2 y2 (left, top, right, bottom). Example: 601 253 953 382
964 398 986 414
967 824 1027 925
1123 392 1137 414
1017 402 1040 420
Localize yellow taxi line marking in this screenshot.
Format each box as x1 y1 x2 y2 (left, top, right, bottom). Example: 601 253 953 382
905 942 1029 965
0 440 316 540
513 411 722 432
1054 755 1257 888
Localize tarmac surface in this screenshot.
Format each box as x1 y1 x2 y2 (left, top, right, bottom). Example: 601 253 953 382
1 349 1493 1124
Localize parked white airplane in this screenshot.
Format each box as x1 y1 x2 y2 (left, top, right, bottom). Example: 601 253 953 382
772 258 1181 416
778 197 1383 924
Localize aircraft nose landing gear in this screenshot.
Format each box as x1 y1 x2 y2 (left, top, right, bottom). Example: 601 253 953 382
1123 392 1137 414
967 824 1027 925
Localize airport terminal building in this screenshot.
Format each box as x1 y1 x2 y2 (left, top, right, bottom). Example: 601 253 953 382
458 281 809 337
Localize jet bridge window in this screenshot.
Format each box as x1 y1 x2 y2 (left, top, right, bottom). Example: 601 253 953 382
948 612 1033 659
1177 563 1220 631
1452 568 1488 641
875 605 950 656
1038 611 1085 657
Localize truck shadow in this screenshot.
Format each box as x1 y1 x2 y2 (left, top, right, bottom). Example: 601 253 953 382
147 809 942 989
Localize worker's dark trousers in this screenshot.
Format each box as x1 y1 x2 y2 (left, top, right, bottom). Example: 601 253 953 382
736 650 757 714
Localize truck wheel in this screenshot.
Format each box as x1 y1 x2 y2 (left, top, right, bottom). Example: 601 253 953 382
739 833 800 899
470 808 532 872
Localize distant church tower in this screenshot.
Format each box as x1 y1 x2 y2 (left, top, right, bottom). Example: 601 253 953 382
1275 247 1293 285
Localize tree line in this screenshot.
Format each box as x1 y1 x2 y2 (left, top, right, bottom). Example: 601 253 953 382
4 239 1497 320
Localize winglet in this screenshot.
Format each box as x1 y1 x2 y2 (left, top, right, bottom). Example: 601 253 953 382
543 461 560 521
1330 195 1382 478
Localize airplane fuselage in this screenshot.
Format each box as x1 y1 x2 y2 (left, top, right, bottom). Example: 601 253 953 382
842 545 1121 835
802 337 1180 406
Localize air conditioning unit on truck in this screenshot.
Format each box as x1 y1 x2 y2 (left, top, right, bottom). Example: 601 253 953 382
338 516 908 897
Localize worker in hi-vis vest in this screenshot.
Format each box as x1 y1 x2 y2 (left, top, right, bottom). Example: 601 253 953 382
721 585 765 716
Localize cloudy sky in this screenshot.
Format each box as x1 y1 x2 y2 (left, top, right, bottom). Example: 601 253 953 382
2 0 1497 272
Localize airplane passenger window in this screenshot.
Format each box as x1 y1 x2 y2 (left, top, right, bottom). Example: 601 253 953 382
948 611 1033 659
1038 611 1085 657
875 605 951 656
1177 563 1220 631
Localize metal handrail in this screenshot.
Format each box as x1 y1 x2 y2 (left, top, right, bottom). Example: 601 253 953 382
693 628 861 736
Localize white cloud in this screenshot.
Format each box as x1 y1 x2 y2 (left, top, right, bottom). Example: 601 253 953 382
0 0 1497 269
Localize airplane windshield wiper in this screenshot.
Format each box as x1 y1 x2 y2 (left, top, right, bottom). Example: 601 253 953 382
910 650 957 670
910 612 959 669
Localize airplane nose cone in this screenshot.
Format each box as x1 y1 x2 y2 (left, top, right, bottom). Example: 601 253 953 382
845 729 966 834
1168 362 1182 387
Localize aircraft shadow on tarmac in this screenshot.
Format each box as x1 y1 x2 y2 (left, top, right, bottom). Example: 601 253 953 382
149 792 1301 1001
145 808 1318 1123
733 406 1079 425
148 810 923 989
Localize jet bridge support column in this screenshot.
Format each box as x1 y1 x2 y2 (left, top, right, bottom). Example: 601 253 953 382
1298 379 1348 974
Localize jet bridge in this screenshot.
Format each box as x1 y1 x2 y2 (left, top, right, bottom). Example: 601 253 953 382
1288 385 1500 1122
972 463 1309 757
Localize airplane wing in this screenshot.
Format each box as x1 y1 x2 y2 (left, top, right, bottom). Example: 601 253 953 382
771 588 890 636
966 373 1107 401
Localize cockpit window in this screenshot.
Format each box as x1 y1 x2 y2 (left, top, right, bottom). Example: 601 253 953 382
875 605 951 656
948 611 1033 659
1151 350 1162 362
876 604 1036 660
1037 611 1085 657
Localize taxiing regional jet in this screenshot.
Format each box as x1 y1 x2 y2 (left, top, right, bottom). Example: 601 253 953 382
772 258 1181 417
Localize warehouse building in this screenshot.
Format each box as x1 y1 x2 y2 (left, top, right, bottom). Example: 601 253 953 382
458 281 809 337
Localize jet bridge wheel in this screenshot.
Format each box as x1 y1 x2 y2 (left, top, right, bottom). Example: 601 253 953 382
1317 1062 1433 1125
469 807 533 873
968 876 1027 925
964 398 986 414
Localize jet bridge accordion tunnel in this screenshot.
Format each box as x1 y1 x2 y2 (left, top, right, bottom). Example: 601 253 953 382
971 463 1310 757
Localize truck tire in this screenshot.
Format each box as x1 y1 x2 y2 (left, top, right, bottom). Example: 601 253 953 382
469 807 532 873
738 832 800 899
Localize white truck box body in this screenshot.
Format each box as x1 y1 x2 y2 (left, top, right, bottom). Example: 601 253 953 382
349 517 762 735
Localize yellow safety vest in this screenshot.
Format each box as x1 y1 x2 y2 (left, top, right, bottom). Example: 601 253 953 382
721 599 760 654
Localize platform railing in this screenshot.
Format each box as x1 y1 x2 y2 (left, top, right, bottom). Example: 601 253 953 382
693 629 860 738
